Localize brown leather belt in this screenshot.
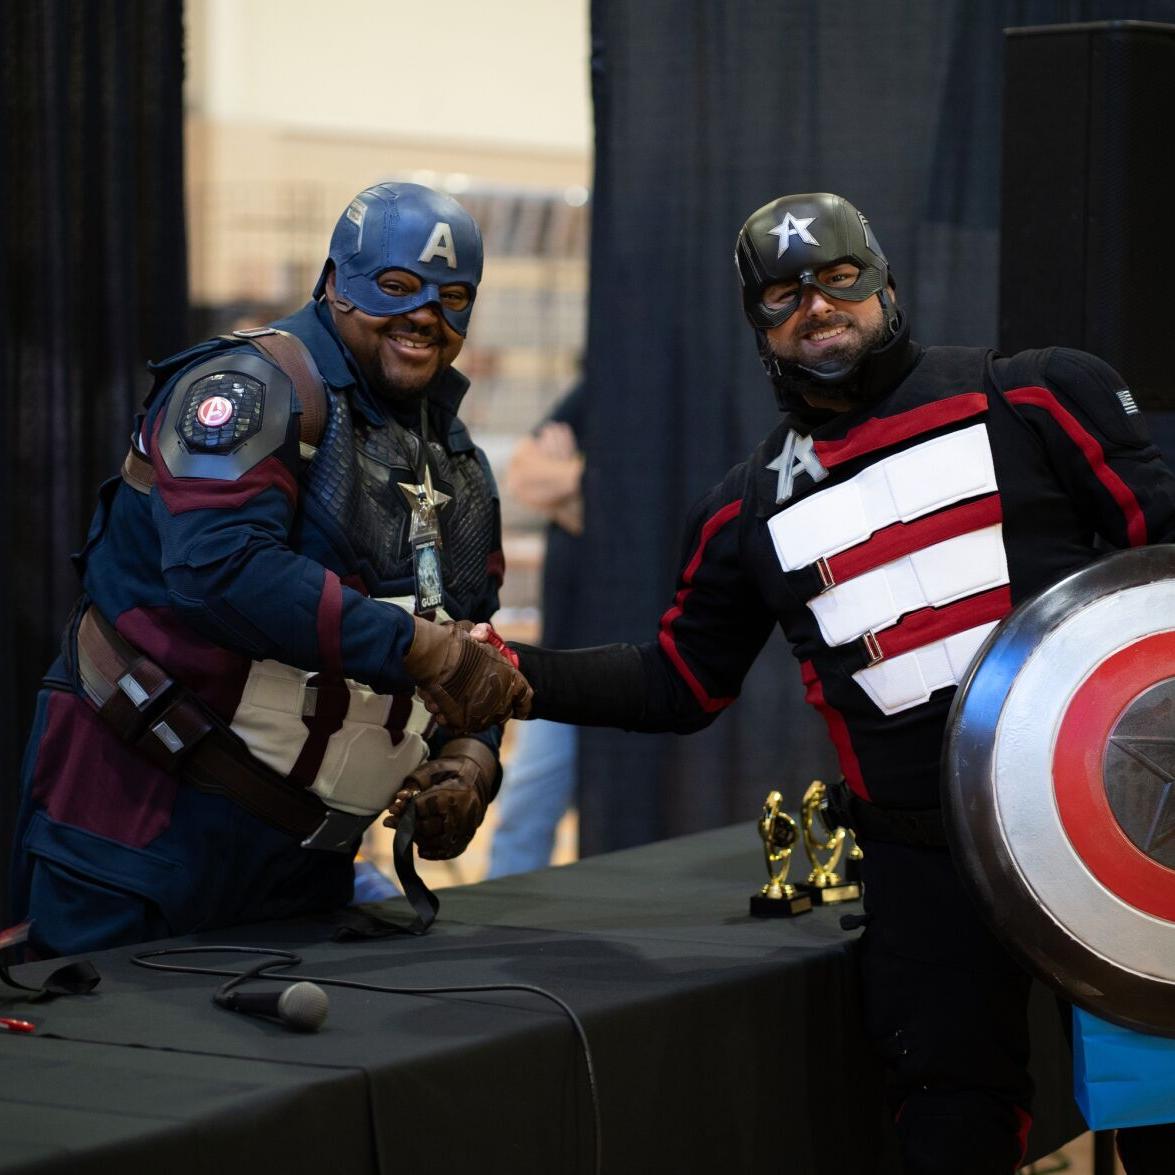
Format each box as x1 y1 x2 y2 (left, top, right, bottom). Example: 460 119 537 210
75 605 329 840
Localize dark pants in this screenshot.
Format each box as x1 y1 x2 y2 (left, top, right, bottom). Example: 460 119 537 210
10 683 356 958
858 838 1174 1174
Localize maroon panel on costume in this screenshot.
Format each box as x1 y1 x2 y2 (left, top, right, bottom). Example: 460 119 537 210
824 494 1003 585
289 675 350 789
153 453 299 515
116 606 250 720
658 500 742 713
801 660 866 798
1006 386 1147 546
384 692 415 747
317 570 344 677
341 573 369 596
813 392 988 469
874 587 1012 660
288 568 349 788
31 693 177 847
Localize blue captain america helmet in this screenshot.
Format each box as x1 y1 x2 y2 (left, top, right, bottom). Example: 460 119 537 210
312 182 484 336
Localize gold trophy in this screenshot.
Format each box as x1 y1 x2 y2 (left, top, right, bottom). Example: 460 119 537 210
797 780 862 904
844 825 864 887
749 790 812 917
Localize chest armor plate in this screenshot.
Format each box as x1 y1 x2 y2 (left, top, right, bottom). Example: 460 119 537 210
759 350 1012 716
302 390 496 610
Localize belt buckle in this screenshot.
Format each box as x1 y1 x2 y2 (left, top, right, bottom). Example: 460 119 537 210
116 671 154 709
815 556 835 592
862 631 884 667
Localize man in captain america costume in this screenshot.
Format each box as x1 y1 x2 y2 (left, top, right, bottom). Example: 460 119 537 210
8 181 531 960
501 193 1175 1172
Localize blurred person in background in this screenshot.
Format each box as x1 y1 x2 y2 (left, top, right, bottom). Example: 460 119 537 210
8 181 530 959
488 382 587 877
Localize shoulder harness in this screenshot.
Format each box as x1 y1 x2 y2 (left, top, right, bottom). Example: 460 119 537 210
121 327 329 494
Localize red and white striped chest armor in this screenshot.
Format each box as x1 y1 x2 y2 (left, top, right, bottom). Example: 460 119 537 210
768 404 1008 716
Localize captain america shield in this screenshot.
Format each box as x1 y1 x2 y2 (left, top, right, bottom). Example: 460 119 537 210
944 545 1175 1036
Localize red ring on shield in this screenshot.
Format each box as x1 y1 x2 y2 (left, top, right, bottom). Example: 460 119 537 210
196 395 235 428
1052 631 1175 922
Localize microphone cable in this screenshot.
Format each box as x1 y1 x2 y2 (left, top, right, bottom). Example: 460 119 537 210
132 945 602 1175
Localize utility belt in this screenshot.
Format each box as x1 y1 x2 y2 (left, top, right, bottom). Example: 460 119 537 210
73 604 363 851
824 777 948 848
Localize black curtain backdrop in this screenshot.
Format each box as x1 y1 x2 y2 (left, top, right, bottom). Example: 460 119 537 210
0 2 188 910
578 0 1175 856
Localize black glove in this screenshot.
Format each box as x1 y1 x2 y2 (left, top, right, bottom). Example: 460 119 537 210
383 738 498 860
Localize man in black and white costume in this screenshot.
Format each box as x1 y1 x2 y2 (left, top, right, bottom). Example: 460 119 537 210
502 192 1175 1173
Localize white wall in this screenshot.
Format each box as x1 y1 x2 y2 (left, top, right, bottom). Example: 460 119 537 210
186 0 592 155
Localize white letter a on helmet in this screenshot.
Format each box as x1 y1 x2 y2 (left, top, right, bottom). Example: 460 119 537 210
419 222 458 268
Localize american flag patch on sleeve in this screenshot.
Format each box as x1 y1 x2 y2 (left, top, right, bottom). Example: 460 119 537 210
1117 388 1140 415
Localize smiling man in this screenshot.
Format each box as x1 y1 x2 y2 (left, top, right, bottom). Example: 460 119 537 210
8 181 531 958
500 192 1175 1173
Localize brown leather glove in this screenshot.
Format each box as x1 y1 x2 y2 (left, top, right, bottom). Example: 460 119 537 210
383 738 498 860
403 617 533 734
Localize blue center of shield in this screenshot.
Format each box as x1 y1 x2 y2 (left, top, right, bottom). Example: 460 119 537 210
1104 678 1175 867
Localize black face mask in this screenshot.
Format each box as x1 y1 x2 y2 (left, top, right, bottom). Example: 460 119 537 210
772 358 879 410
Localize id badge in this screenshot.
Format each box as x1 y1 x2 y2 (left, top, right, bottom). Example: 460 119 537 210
412 535 444 614
399 465 450 615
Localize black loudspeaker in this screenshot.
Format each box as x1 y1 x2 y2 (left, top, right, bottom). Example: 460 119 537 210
1000 21 1175 409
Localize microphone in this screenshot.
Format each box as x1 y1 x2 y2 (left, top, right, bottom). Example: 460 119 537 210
215 982 329 1032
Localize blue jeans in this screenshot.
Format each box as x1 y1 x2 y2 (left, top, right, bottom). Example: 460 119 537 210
487 720 578 878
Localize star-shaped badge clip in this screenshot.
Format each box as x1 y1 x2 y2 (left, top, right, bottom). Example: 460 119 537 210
397 465 452 518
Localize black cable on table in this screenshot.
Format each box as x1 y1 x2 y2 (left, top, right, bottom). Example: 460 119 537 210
132 945 601 1175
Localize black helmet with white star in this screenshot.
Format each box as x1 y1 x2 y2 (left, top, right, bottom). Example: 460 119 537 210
735 192 891 328
735 192 901 394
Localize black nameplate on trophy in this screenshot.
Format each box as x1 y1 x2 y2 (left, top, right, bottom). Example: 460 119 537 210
749 890 812 918
797 880 861 906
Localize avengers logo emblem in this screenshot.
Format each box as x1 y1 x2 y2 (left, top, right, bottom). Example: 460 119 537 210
196 395 235 428
944 547 1175 1036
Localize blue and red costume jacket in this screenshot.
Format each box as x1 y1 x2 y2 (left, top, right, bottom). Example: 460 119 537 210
10 299 505 955
519 339 1175 809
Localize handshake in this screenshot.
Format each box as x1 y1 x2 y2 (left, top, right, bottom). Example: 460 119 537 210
403 615 532 735
386 616 531 860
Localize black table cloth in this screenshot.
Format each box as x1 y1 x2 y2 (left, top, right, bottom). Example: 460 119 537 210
0 823 1085 1174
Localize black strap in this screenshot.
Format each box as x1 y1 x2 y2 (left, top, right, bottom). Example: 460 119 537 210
0 960 101 1001
331 804 440 940
0 922 101 1001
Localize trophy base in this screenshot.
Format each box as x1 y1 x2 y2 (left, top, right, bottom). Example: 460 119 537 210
798 881 862 905
749 891 813 918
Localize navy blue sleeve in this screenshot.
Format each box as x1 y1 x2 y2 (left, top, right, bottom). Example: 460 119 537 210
146 362 419 693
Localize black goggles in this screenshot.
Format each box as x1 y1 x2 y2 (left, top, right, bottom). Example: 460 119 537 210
749 262 886 329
